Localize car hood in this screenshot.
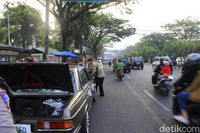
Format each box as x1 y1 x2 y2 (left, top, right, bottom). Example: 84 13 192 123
0 63 73 93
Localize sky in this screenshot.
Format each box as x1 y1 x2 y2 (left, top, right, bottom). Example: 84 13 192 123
1 0 200 50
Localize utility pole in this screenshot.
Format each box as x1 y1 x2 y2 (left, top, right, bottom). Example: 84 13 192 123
44 0 49 62
7 11 11 46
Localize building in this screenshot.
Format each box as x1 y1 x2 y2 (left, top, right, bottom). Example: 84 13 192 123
0 44 21 63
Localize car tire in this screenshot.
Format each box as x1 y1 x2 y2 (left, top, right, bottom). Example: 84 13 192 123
92 92 96 103
81 111 90 133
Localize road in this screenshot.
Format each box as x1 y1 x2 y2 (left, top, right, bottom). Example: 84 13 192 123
90 64 182 133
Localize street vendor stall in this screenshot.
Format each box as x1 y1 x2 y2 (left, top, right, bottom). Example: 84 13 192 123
0 44 21 63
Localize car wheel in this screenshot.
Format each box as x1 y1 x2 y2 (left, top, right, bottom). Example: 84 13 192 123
81 111 90 133
92 95 96 103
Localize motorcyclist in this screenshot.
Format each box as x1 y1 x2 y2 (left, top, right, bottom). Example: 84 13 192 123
152 58 165 85
155 61 172 86
108 60 112 67
160 61 172 77
173 53 200 125
115 59 125 76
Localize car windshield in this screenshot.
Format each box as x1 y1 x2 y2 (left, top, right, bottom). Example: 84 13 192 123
134 57 141 61
154 58 160 61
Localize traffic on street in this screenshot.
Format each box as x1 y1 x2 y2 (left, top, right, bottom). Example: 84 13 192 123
1 0 200 133
90 64 182 133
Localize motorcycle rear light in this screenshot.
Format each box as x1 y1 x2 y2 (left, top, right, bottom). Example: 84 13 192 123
37 120 73 129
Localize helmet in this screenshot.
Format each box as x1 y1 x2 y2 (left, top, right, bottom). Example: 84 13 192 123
186 53 200 62
184 53 200 67
163 61 170 66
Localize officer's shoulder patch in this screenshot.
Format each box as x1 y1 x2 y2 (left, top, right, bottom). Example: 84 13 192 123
0 92 10 109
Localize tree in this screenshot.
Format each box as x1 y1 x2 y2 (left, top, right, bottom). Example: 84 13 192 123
86 14 135 58
162 18 200 41
140 33 173 50
0 3 44 49
37 0 137 51
163 39 200 58
122 42 159 59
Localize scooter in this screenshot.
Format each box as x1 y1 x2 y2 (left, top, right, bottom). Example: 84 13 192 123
109 62 112 67
116 70 124 81
172 86 200 126
154 76 174 96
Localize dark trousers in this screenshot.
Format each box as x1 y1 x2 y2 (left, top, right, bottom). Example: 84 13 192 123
152 73 159 84
96 77 104 95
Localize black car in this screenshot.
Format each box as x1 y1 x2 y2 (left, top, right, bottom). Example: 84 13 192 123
0 63 96 133
131 57 144 70
122 58 131 73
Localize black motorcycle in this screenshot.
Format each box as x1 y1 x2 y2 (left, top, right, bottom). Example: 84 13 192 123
109 62 112 67
154 76 173 96
173 86 200 126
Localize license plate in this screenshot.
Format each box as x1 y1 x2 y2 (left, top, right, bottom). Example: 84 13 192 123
15 124 31 133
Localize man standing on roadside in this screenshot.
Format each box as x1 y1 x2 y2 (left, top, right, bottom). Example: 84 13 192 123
0 77 17 133
88 58 105 96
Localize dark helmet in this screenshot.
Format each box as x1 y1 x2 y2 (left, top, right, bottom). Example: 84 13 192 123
185 53 200 65
182 53 200 73
160 57 165 65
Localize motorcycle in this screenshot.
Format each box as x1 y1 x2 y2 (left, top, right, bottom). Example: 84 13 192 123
116 70 124 81
173 86 200 126
109 62 112 67
154 76 174 96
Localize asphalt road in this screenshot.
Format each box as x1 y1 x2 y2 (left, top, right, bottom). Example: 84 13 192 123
90 64 182 133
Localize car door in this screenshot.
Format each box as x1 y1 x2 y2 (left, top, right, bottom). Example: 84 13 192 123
79 69 93 109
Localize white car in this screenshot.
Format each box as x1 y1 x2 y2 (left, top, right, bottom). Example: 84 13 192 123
152 57 161 70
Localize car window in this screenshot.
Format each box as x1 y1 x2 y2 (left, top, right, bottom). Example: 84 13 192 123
83 69 90 81
79 70 89 87
70 71 77 92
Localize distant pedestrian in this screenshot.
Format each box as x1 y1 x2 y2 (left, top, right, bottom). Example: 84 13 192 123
0 77 17 133
88 58 105 96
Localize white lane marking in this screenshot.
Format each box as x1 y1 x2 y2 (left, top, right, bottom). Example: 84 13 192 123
126 75 132 79
143 90 171 112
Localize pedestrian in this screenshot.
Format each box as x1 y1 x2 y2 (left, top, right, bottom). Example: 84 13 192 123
88 58 105 96
0 77 17 133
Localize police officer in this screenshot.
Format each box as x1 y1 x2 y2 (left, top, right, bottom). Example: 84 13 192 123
0 77 17 133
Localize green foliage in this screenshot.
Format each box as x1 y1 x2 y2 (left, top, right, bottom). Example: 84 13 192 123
87 13 135 58
123 18 200 60
162 18 200 41
37 0 137 53
0 3 44 49
122 42 159 58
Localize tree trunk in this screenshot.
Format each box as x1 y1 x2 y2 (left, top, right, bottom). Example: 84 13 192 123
93 46 97 59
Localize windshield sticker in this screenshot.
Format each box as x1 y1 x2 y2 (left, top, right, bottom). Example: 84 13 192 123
22 69 45 88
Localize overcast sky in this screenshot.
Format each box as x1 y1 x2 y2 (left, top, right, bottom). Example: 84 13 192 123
1 0 200 50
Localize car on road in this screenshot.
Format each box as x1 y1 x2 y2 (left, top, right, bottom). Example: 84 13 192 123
131 57 144 70
121 58 131 73
0 63 96 133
